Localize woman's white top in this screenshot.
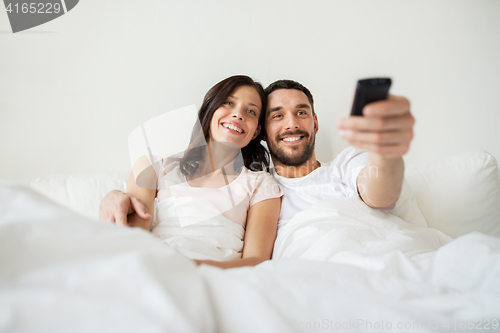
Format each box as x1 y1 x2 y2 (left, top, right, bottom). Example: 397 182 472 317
147 156 282 261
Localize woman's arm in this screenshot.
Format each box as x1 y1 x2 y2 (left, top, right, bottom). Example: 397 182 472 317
194 197 281 269
125 156 157 231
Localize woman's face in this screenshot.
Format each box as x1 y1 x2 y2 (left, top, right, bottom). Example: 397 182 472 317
209 85 262 148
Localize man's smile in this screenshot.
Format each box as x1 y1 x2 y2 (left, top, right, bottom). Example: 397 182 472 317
277 131 309 146
281 135 304 145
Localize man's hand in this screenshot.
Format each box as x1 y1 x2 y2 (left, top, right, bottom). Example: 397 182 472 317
99 190 151 227
336 94 414 158
337 94 414 208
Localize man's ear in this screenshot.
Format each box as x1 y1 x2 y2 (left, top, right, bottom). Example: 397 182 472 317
314 114 319 134
252 125 261 140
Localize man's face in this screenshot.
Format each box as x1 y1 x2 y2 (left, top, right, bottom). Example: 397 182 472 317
264 89 318 166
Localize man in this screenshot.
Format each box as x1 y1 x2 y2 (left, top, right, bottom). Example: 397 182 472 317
262 80 414 228
100 79 414 231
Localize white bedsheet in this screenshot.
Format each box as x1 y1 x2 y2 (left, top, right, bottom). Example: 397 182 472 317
1 182 499 333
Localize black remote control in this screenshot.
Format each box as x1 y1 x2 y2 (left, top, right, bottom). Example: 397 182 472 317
350 78 392 116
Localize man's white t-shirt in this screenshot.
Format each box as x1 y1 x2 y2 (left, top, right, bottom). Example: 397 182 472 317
274 147 369 228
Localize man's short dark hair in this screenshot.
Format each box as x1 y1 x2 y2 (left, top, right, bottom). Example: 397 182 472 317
264 79 315 115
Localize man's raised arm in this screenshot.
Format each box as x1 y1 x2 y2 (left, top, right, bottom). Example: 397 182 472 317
336 95 414 208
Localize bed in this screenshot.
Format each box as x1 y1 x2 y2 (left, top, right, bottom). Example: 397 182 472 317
1 150 499 333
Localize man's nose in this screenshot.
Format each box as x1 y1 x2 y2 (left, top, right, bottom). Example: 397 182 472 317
284 116 299 130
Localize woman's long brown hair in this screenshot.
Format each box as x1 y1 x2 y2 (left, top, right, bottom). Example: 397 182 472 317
179 75 269 176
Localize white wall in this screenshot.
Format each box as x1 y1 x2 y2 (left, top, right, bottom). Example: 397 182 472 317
1 0 499 184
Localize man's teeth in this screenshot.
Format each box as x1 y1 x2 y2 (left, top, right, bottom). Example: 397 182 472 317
282 136 301 142
223 123 242 133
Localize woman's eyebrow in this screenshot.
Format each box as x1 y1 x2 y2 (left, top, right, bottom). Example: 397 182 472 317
229 95 259 108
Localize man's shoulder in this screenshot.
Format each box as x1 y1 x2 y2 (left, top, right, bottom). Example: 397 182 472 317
312 147 367 171
330 147 369 165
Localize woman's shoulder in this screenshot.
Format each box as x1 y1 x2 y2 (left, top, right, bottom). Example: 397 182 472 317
241 167 283 205
142 154 182 175
241 167 272 176
241 167 279 185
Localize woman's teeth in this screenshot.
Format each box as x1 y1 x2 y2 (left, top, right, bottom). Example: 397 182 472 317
223 123 243 133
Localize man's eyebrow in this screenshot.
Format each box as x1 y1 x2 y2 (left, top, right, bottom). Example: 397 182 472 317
296 104 311 109
268 106 283 114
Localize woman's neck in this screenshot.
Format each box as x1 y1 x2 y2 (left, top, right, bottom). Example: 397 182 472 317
192 141 240 179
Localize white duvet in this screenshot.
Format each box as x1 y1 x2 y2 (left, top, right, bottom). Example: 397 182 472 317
1 182 499 333
273 196 452 265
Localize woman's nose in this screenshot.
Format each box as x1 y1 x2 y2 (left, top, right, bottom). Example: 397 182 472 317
231 107 245 120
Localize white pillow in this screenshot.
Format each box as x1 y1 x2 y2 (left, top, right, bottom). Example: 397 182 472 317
30 172 129 220
388 178 428 228
29 170 426 229
405 151 500 238
28 151 500 240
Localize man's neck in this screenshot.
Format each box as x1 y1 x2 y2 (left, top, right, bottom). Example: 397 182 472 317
273 155 321 178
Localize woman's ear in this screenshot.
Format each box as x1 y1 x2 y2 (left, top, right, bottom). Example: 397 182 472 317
252 125 262 140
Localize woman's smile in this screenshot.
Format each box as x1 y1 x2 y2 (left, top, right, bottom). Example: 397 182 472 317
221 121 245 134
210 85 262 148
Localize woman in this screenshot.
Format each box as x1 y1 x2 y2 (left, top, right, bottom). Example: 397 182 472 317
124 75 282 269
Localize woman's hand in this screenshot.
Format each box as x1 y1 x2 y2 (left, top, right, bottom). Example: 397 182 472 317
193 257 270 269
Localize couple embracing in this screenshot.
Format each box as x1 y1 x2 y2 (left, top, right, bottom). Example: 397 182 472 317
99 75 414 269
